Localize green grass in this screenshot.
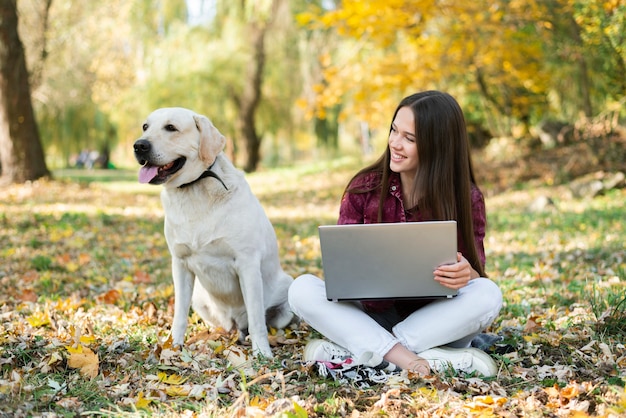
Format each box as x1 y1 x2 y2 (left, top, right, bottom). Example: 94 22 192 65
54 168 140 184
0 160 624 416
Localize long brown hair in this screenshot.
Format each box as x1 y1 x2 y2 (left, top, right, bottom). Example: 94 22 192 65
344 91 486 277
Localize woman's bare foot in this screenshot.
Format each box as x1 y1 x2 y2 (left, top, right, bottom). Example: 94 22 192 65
407 357 430 376
384 343 431 375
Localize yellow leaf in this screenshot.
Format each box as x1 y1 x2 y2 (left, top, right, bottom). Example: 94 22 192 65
67 346 99 379
165 386 190 397
26 312 50 327
560 384 580 400
55 297 85 311
476 395 495 404
65 344 83 354
465 395 507 415
65 262 79 273
248 395 271 409
136 391 152 409
47 351 63 365
157 372 188 385
544 384 560 398
292 401 307 417
415 387 439 401
79 335 96 344
522 333 540 343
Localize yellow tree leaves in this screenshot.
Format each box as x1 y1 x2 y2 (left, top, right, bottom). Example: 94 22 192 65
300 0 557 133
300 0 441 128
319 0 436 48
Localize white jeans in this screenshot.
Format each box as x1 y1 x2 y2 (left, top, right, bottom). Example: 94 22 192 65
288 274 503 359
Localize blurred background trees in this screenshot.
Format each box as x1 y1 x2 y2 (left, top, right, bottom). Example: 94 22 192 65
1 0 624 183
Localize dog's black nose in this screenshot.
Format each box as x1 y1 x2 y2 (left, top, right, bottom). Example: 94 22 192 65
133 139 151 155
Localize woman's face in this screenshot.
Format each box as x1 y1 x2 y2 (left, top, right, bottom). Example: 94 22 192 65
388 106 418 177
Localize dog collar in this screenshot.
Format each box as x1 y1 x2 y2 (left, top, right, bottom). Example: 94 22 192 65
178 160 228 190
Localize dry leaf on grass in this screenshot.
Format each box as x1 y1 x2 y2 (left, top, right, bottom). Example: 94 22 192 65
66 345 99 379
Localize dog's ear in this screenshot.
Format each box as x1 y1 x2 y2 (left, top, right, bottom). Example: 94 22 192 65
194 115 226 164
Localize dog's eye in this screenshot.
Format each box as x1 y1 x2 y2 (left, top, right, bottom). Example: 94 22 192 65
142 123 148 131
164 124 178 132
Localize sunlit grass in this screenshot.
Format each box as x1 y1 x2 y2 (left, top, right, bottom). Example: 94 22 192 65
0 158 624 416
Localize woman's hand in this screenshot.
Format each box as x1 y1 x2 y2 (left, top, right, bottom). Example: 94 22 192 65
434 252 476 290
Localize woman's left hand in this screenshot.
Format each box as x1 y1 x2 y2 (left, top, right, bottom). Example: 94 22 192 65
434 252 475 290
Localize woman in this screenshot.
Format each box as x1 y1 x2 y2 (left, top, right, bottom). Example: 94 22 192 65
288 91 503 376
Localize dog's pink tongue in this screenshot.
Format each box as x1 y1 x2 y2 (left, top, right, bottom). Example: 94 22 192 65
138 165 159 183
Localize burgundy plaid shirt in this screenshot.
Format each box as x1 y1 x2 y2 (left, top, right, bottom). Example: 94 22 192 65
337 171 487 313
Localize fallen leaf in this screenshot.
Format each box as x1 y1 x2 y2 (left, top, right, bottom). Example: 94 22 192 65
560 384 580 400
160 334 174 350
135 391 152 409
165 385 190 397
26 311 50 327
134 270 151 283
524 316 541 332
79 335 96 344
268 335 299 346
55 397 82 409
18 289 38 302
67 345 99 379
157 372 188 385
97 289 121 305
78 253 91 265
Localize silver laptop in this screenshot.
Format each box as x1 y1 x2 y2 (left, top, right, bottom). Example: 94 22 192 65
319 221 458 302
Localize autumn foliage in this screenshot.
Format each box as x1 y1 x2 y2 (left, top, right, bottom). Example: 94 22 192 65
0 153 624 416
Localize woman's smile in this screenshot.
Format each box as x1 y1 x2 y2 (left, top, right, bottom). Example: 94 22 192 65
391 152 406 162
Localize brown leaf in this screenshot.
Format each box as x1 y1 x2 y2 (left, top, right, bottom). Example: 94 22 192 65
56 397 83 409
187 328 231 344
97 289 121 305
133 270 151 283
78 253 91 265
67 346 99 379
22 270 39 283
268 335 299 346
18 288 38 302
524 316 541 332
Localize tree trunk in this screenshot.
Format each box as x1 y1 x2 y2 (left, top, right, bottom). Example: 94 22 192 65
565 15 593 118
0 0 50 184
231 0 285 173
236 22 266 173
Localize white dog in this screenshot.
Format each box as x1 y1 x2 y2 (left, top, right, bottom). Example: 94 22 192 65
133 107 294 357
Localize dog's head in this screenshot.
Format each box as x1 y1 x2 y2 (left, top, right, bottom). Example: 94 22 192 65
133 107 226 188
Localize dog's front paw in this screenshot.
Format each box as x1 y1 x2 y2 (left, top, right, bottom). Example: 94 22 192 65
252 341 273 359
171 336 186 348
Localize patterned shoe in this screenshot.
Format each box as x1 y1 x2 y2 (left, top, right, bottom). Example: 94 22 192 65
304 339 353 365
356 351 401 373
305 342 402 388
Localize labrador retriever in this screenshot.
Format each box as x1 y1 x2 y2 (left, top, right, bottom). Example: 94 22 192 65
133 107 294 357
